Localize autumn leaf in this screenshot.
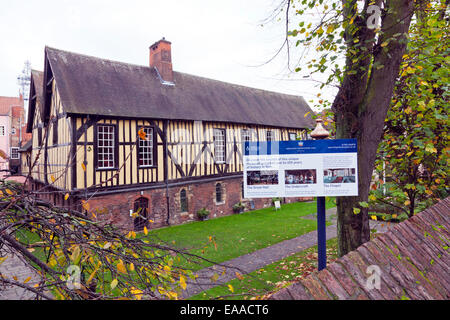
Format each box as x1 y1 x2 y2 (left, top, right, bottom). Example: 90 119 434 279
70 246 81 264
50 175 56 183
110 279 118 290
23 276 31 284
180 275 187 290
228 284 234 293
81 200 90 211
130 287 143 300
211 273 219 282
235 272 244 280
0 149 7 159
138 128 147 140
81 162 86 172
117 260 127 274
371 215 377 221
64 193 69 201
143 226 148 236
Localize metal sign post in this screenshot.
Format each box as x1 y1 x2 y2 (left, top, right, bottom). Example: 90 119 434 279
310 118 330 271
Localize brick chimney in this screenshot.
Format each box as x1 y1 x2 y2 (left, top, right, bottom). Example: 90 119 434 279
149 38 173 83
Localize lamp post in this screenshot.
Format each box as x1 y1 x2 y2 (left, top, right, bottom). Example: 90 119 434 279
310 118 330 271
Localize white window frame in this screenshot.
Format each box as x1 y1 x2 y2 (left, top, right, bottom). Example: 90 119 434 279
10 147 19 159
214 128 226 164
97 124 115 169
289 132 297 141
241 129 251 143
138 127 154 167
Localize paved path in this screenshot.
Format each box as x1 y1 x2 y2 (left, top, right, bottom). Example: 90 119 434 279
0 252 42 300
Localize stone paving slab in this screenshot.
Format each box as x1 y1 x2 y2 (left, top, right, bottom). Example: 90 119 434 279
0 252 42 300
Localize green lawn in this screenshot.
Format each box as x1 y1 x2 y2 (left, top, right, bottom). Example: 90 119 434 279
146 198 336 271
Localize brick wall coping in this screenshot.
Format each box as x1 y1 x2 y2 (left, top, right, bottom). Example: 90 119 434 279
269 197 450 300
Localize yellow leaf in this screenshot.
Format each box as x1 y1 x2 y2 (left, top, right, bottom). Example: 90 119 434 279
235 272 244 280
129 263 135 272
50 175 56 183
404 200 411 206
117 261 127 274
180 275 187 290
131 287 143 300
326 24 334 34
86 269 97 285
143 226 148 235
70 246 81 263
371 215 377 221
5 189 14 195
81 162 86 172
228 284 234 293
110 278 118 290
380 41 388 47
392 214 398 219
81 200 90 211
64 193 69 201
304 112 311 118
23 276 31 284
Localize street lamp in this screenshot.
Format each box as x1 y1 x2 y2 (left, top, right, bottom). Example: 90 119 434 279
310 118 330 271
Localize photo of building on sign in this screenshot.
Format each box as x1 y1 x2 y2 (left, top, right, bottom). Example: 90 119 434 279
323 168 356 183
247 170 279 185
285 169 317 185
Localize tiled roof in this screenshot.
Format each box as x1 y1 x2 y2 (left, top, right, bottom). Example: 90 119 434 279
0 96 23 115
43 47 315 129
269 197 450 300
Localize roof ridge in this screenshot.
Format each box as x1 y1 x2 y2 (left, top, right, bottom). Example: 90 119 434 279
45 46 151 70
45 46 306 100
173 70 307 99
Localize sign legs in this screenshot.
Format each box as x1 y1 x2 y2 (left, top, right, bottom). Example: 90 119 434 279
317 196 327 271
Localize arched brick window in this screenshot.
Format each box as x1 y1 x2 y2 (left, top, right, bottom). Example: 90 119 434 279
216 183 223 203
133 197 148 231
180 189 188 212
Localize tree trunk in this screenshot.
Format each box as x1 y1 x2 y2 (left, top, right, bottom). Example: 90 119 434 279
334 0 416 257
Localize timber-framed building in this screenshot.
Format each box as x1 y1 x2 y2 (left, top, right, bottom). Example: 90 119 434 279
26 38 315 230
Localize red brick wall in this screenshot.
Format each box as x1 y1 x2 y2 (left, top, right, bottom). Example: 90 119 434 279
32 177 312 231
85 177 277 231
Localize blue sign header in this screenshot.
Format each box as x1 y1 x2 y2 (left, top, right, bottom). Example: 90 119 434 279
244 139 357 156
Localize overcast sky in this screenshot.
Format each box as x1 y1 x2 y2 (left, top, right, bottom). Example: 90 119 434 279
0 0 333 112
